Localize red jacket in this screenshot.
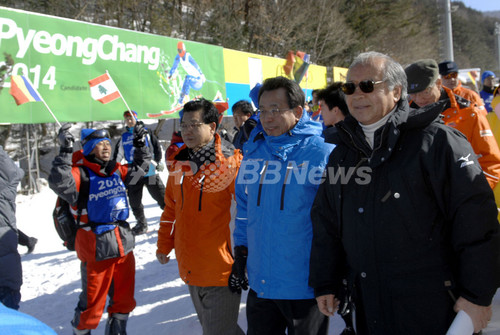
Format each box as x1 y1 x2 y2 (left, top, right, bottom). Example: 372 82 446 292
157 134 242 286
165 131 184 171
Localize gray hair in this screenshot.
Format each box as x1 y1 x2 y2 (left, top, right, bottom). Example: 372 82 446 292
349 51 408 101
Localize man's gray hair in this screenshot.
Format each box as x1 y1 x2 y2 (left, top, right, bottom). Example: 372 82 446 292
349 51 408 101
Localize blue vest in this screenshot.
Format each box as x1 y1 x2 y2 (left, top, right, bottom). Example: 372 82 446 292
122 131 136 163
87 169 129 225
122 130 155 177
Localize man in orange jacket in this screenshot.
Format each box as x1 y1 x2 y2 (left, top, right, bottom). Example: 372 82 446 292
438 60 486 115
156 98 244 335
406 59 500 189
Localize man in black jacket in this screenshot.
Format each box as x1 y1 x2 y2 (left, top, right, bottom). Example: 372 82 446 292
316 83 354 335
309 51 500 334
0 146 24 310
114 110 166 235
317 82 349 142
231 100 257 151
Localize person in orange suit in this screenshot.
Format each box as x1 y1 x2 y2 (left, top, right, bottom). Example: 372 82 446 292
406 59 500 189
438 60 485 115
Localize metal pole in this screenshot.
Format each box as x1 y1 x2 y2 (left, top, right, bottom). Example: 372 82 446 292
495 22 500 72
32 125 40 190
25 126 33 194
443 0 454 61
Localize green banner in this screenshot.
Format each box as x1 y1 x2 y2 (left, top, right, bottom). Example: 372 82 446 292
0 7 226 124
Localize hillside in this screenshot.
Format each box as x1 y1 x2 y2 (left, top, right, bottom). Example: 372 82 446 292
483 10 500 19
0 0 497 71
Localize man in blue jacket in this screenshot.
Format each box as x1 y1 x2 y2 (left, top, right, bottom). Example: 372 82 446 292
229 76 334 334
480 71 497 113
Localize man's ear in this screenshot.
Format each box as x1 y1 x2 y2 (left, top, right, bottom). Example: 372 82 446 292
435 78 443 90
209 122 217 134
294 106 303 121
393 86 402 103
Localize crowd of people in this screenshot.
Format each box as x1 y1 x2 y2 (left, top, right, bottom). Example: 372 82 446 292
2 51 500 335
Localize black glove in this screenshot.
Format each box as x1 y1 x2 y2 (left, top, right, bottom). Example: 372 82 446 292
133 121 146 147
228 245 248 294
58 123 74 152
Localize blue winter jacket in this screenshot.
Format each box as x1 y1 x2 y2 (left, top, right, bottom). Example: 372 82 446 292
234 111 334 299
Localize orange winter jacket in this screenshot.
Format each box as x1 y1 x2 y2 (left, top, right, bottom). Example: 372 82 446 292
440 87 500 188
157 133 243 287
452 82 486 115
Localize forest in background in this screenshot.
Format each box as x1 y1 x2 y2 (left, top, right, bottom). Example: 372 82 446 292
0 0 498 72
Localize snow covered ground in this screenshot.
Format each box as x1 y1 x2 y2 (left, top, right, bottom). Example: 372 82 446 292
13 172 500 334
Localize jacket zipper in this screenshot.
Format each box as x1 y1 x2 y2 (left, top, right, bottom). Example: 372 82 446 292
180 172 185 210
198 175 205 211
257 161 269 207
280 162 293 210
338 121 388 162
338 124 370 159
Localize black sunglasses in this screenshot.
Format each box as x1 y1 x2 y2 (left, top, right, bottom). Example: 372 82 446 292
341 80 385 95
81 129 110 146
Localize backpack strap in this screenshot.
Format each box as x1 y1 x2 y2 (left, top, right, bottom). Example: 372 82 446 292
76 166 90 225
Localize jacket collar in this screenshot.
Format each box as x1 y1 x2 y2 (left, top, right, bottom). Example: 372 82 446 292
245 110 323 160
335 99 443 167
173 133 234 174
73 150 119 176
82 156 119 176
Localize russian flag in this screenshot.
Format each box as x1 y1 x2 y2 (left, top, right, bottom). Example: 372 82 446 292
9 75 42 106
88 73 121 104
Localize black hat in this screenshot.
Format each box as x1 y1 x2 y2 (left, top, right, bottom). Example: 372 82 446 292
405 59 439 94
438 60 458 76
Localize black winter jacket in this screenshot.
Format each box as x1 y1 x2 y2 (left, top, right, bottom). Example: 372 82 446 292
309 99 500 334
0 146 24 291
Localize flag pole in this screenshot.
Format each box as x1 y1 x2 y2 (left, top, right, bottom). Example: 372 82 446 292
41 98 61 128
106 70 132 114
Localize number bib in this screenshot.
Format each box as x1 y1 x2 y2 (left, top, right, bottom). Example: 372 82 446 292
87 169 129 223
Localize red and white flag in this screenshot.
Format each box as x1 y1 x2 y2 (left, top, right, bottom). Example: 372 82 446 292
88 73 121 104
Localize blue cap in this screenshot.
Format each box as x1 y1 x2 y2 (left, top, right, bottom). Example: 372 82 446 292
249 83 262 108
81 129 111 156
482 71 496 83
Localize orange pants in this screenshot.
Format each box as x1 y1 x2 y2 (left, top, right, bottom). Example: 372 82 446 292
73 252 136 330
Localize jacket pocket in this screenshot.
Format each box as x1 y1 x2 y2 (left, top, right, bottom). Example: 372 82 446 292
388 269 455 334
94 222 135 261
387 172 437 243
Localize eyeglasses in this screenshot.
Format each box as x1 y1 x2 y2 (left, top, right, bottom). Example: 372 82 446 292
179 122 206 131
341 80 385 95
443 72 458 79
81 129 110 146
257 108 293 118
